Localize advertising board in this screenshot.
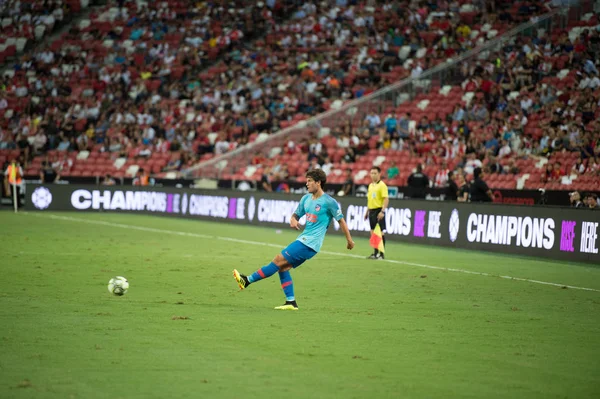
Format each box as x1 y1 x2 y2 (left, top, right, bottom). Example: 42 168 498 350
26 184 600 263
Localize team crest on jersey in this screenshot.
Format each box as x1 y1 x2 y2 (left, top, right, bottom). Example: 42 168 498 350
315 204 321 212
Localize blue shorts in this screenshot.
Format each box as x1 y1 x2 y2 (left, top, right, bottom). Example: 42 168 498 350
281 240 317 268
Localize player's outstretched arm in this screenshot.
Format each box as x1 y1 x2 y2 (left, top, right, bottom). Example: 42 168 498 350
338 218 355 250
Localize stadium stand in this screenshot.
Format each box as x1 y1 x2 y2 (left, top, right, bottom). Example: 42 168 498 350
0 0 90 63
1 0 302 177
0 0 598 194
183 0 600 191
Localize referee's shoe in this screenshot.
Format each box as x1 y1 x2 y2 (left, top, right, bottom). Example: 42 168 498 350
367 252 385 260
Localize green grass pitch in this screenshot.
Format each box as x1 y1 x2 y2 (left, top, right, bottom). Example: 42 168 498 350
1 211 599 399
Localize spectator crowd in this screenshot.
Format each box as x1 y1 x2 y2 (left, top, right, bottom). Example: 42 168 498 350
0 0 598 202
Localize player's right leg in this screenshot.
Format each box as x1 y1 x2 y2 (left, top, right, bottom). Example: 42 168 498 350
232 269 250 290
232 249 292 290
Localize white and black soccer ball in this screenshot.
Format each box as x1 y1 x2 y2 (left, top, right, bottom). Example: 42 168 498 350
108 276 129 296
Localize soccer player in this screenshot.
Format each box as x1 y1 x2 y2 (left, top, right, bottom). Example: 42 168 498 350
232 169 355 310
364 166 389 259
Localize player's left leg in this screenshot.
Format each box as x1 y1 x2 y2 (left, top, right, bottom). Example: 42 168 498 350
273 270 298 310
279 270 294 301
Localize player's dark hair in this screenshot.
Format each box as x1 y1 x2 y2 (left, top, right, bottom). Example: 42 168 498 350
306 169 327 189
474 167 483 179
370 166 381 173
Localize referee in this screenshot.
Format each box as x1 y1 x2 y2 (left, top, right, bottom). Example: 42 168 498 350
363 166 389 259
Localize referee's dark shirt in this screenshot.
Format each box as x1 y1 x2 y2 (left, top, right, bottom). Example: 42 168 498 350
470 178 492 202
407 172 429 198
446 179 458 201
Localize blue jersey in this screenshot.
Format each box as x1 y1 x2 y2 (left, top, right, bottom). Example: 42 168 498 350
294 193 343 252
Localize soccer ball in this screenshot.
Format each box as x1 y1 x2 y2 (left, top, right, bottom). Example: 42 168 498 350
108 276 129 296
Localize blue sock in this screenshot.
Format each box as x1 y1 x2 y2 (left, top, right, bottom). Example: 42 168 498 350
248 262 279 283
279 271 295 301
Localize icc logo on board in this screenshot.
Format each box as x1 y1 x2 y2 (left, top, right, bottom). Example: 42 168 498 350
449 209 460 242
248 197 256 221
31 187 53 210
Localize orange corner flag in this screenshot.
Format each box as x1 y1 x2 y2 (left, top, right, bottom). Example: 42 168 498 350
369 224 385 254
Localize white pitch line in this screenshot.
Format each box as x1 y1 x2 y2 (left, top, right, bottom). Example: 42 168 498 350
22 212 600 293
12 251 199 258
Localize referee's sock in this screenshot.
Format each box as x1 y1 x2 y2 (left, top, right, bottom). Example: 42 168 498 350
248 262 279 283
382 235 386 250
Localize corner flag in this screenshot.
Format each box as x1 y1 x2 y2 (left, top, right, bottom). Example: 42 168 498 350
9 162 17 182
369 224 385 254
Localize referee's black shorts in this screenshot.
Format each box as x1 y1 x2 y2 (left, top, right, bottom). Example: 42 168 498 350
368 208 386 233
